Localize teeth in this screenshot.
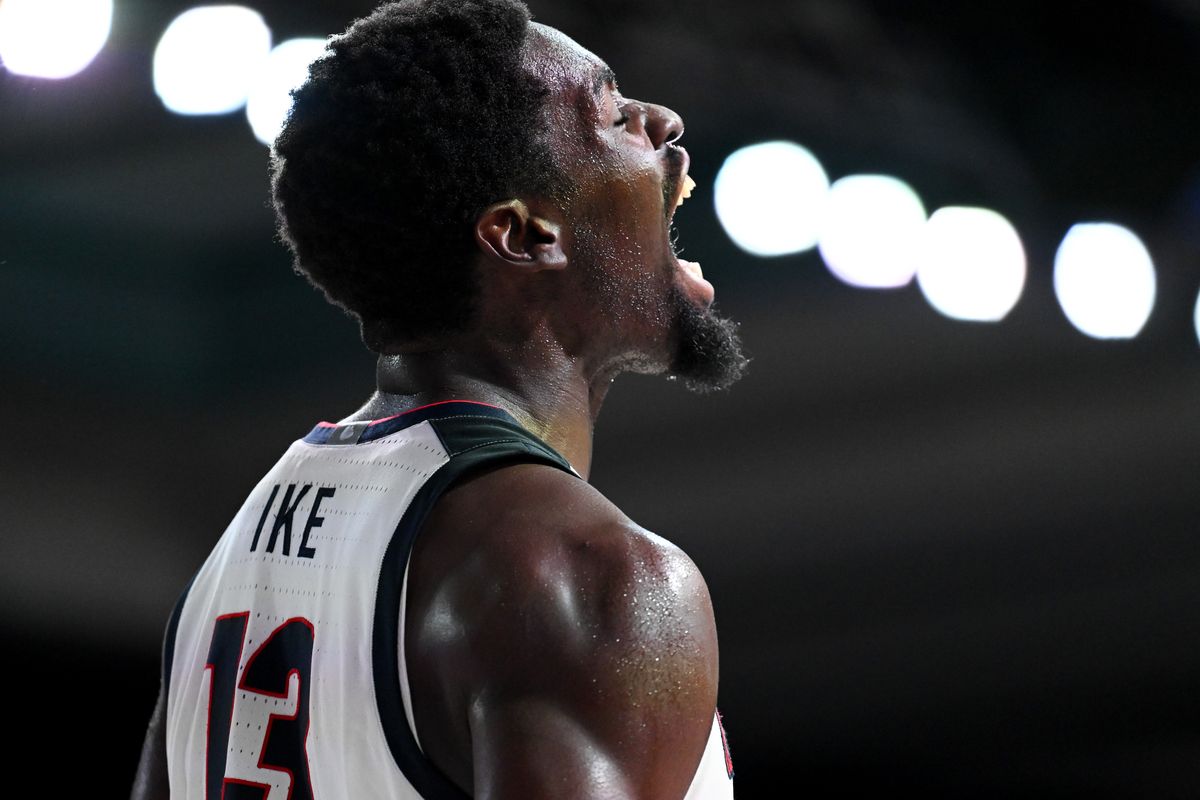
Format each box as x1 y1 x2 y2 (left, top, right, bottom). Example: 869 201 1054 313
676 174 696 208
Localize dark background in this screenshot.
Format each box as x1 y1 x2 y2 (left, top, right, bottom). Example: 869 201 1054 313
3 0 1200 796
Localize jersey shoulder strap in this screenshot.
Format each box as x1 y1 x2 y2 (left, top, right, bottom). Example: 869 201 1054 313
372 408 577 799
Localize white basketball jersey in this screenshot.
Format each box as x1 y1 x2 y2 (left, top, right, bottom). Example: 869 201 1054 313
163 400 734 799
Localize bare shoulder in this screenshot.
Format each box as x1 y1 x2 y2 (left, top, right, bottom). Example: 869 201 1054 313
421 462 716 656
407 462 719 797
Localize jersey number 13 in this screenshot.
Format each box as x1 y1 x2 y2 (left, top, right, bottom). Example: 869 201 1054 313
204 612 316 800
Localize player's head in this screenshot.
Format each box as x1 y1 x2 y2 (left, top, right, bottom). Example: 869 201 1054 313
272 0 746 392
271 0 561 351
512 21 747 391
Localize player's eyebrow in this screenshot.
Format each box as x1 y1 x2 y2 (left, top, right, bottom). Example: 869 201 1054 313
591 65 618 99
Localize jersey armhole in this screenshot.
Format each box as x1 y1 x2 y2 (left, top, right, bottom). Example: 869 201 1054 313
373 430 577 800
397 556 421 752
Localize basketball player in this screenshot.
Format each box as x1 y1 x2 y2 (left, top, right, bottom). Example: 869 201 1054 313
131 0 747 797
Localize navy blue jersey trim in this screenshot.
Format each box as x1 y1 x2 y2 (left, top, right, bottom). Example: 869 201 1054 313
372 429 575 799
303 401 514 445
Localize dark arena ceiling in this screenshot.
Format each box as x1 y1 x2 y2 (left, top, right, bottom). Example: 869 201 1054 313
3 0 1200 796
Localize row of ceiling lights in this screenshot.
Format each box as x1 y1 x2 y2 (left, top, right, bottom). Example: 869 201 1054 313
3 0 1198 345
710 141 1162 340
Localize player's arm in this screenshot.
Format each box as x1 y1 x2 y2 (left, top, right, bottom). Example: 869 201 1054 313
413 465 720 799
472 529 718 799
130 686 169 800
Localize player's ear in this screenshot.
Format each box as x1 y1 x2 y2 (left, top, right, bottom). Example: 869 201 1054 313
474 199 567 271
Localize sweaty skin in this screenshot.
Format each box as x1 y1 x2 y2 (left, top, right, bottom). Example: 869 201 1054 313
132 21 724 800
404 464 718 797
349 25 723 795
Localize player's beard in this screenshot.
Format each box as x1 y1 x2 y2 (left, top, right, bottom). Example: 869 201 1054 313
666 284 749 393
572 214 748 391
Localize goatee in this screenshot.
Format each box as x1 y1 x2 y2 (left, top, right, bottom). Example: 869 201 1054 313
667 286 749 393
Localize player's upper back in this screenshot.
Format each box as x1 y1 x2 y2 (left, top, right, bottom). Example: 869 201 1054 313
163 401 569 799
162 400 733 799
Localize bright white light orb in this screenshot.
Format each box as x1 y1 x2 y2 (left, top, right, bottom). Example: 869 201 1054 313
713 141 830 257
153 6 271 115
1194 286 1200 348
1054 223 1156 339
0 0 112 79
817 174 927 288
246 37 328 147
916 207 1026 322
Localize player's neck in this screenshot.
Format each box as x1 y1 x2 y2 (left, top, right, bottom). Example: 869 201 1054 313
368 349 611 480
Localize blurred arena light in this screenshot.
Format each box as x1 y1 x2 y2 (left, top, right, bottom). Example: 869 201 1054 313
817 174 927 288
1195 286 1200 347
1054 223 1156 339
246 37 328 147
714 141 829 257
916 207 1026 322
153 6 271 115
0 0 112 79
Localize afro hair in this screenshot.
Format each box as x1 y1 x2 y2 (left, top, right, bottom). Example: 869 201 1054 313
271 0 567 352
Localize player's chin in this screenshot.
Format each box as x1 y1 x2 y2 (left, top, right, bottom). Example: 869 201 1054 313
665 285 750 393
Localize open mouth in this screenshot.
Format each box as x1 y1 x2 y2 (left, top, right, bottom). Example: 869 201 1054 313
663 144 714 305
664 143 692 223
663 143 692 258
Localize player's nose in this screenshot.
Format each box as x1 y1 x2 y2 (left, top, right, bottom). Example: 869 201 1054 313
644 102 684 149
